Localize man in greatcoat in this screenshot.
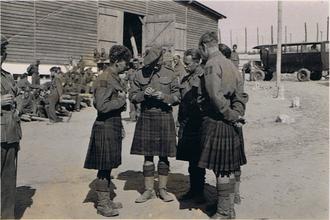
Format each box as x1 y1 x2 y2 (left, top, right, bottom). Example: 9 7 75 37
1 34 22 219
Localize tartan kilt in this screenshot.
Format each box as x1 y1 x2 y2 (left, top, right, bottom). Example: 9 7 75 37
130 111 176 157
176 117 202 162
198 116 247 174
84 116 123 170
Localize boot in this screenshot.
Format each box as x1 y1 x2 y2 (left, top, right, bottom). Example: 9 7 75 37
109 200 123 209
210 196 232 219
135 176 156 203
96 191 119 217
158 175 174 202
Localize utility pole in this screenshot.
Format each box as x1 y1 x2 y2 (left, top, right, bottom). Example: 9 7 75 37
285 25 287 44
245 27 247 53
33 0 36 61
316 23 319 41
290 33 292 43
276 1 283 98
304 22 307 42
320 31 323 41
218 29 222 43
327 16 329 41
257 27 259 45
230 30 233 48
271 25 274 44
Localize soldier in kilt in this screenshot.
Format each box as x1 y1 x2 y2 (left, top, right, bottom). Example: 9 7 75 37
218 43 244 206
129 45 180 203
198 32 248 219
176 49 206 203
84 45 132 217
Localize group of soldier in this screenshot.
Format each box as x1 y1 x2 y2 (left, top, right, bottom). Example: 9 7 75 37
15 56 95 124
82 31 247 219
1 30 246 219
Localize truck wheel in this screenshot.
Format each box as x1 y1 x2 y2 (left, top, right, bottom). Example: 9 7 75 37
297 68 310 81
251 70 265 81
310 71 322 80
264 72 273 81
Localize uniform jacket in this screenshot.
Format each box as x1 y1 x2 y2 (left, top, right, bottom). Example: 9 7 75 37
49 75 63 99
129 65 180 112
93 68 126 119
178 65 203 123
1 69 22 144
201 51 248 122
17 77 31 91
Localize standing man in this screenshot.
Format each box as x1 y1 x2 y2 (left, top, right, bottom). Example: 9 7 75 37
130 45 180 203
176 49 205 203
230 44 239 69
1 35 22 219
84 45 132 217
27 60 41 85
198 32 248 219
127 58 140 121
45 67 63 123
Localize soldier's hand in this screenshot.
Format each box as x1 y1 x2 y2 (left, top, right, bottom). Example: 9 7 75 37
1 94 14 106
152 91 165 100
144 87 154 96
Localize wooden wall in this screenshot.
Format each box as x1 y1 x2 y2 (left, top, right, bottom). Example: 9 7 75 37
1 0 219 64
1 0 97 64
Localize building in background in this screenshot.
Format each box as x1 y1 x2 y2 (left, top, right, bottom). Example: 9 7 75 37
1 0 225 66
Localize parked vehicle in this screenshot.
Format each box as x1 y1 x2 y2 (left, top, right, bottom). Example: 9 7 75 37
243 41 329 81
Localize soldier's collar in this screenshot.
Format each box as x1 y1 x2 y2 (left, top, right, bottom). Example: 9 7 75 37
208 50 222 60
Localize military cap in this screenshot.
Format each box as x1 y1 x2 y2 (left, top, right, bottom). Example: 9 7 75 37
143 44 163 66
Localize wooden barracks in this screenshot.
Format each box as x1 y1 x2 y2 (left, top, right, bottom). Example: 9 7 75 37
1 0 225 65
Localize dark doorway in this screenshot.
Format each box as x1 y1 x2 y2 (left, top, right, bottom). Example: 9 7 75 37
123 12 143 57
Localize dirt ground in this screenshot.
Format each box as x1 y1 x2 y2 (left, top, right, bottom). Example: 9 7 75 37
15 75 329 219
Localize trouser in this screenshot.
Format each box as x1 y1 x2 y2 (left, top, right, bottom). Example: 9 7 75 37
46 96 60 121
1 142 19 219
188 160 205 193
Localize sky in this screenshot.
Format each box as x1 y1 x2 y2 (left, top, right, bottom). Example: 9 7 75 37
200 0 329 52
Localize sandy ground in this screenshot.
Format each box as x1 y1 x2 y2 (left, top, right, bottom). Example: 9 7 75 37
15 76 329 219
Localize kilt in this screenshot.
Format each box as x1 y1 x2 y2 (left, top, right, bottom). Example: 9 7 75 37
84 116 123 170
198 116 247 175
176 117 202 162
130 111 176 157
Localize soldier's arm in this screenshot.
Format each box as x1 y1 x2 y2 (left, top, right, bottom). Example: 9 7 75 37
205 62 241 122
129 76 145 103
94 83 126 113
231 72 248 116
162 77 180 106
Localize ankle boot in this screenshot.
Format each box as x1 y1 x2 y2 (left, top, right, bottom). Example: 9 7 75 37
96 191 119 217
135 176 156 203
158 175 174 202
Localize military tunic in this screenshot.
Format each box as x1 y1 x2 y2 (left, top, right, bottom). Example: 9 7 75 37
198 51 248 175
45 75 63 121
27 64 40 85
1 69 22 219
230 51 239 69
84 68 126 170
130 65 180 157
176 66 203 162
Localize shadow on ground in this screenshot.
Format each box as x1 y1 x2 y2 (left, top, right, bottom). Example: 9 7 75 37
117 170 216 216
15 186 36 219
83 178 118 208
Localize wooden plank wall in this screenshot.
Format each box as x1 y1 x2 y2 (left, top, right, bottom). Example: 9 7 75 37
186 5 218 49
1 1 35 63
36 1 97 64
1 0 97 64
99 0 146 15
